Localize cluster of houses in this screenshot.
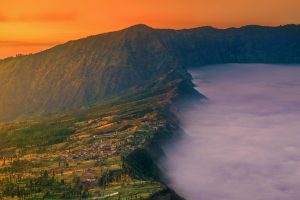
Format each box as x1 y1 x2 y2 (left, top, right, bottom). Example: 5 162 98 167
49 113 169 187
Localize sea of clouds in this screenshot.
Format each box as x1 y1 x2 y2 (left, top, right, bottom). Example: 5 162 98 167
162 64 300 200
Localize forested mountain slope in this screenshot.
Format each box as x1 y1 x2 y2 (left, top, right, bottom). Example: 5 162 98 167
0 24 299 120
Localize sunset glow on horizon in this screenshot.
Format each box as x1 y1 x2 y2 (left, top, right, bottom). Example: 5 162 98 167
1 0 300 58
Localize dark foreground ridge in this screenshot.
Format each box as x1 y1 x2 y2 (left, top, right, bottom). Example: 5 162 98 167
0 24 299 199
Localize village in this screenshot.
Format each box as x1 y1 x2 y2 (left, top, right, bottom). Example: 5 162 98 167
0 95 171 199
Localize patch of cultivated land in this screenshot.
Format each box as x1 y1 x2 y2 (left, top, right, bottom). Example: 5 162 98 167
0 81 183 199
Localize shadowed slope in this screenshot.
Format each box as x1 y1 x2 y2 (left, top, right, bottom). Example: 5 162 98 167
0 24 299 120
156 24 300 66
0 25 182 120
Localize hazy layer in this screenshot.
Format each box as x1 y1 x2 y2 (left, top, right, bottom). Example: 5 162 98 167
162 64 300 200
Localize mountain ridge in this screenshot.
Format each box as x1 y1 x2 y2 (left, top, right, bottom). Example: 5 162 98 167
0 24 299 120
2 23 299 62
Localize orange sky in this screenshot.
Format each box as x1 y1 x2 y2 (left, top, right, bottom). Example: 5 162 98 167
0 0 299 58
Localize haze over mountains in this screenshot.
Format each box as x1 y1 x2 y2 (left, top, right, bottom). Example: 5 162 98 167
0 24 299 120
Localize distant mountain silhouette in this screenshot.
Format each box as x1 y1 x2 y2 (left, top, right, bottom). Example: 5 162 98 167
0 24 299 120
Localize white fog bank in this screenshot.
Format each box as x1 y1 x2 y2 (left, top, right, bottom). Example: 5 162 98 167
162 64 300 200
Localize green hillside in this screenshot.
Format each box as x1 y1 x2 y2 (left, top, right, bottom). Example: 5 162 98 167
0 24 183 120
0 24 299 120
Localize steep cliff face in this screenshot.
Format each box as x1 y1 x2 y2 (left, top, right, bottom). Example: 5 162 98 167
0 25 182 120
0 24 299 120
